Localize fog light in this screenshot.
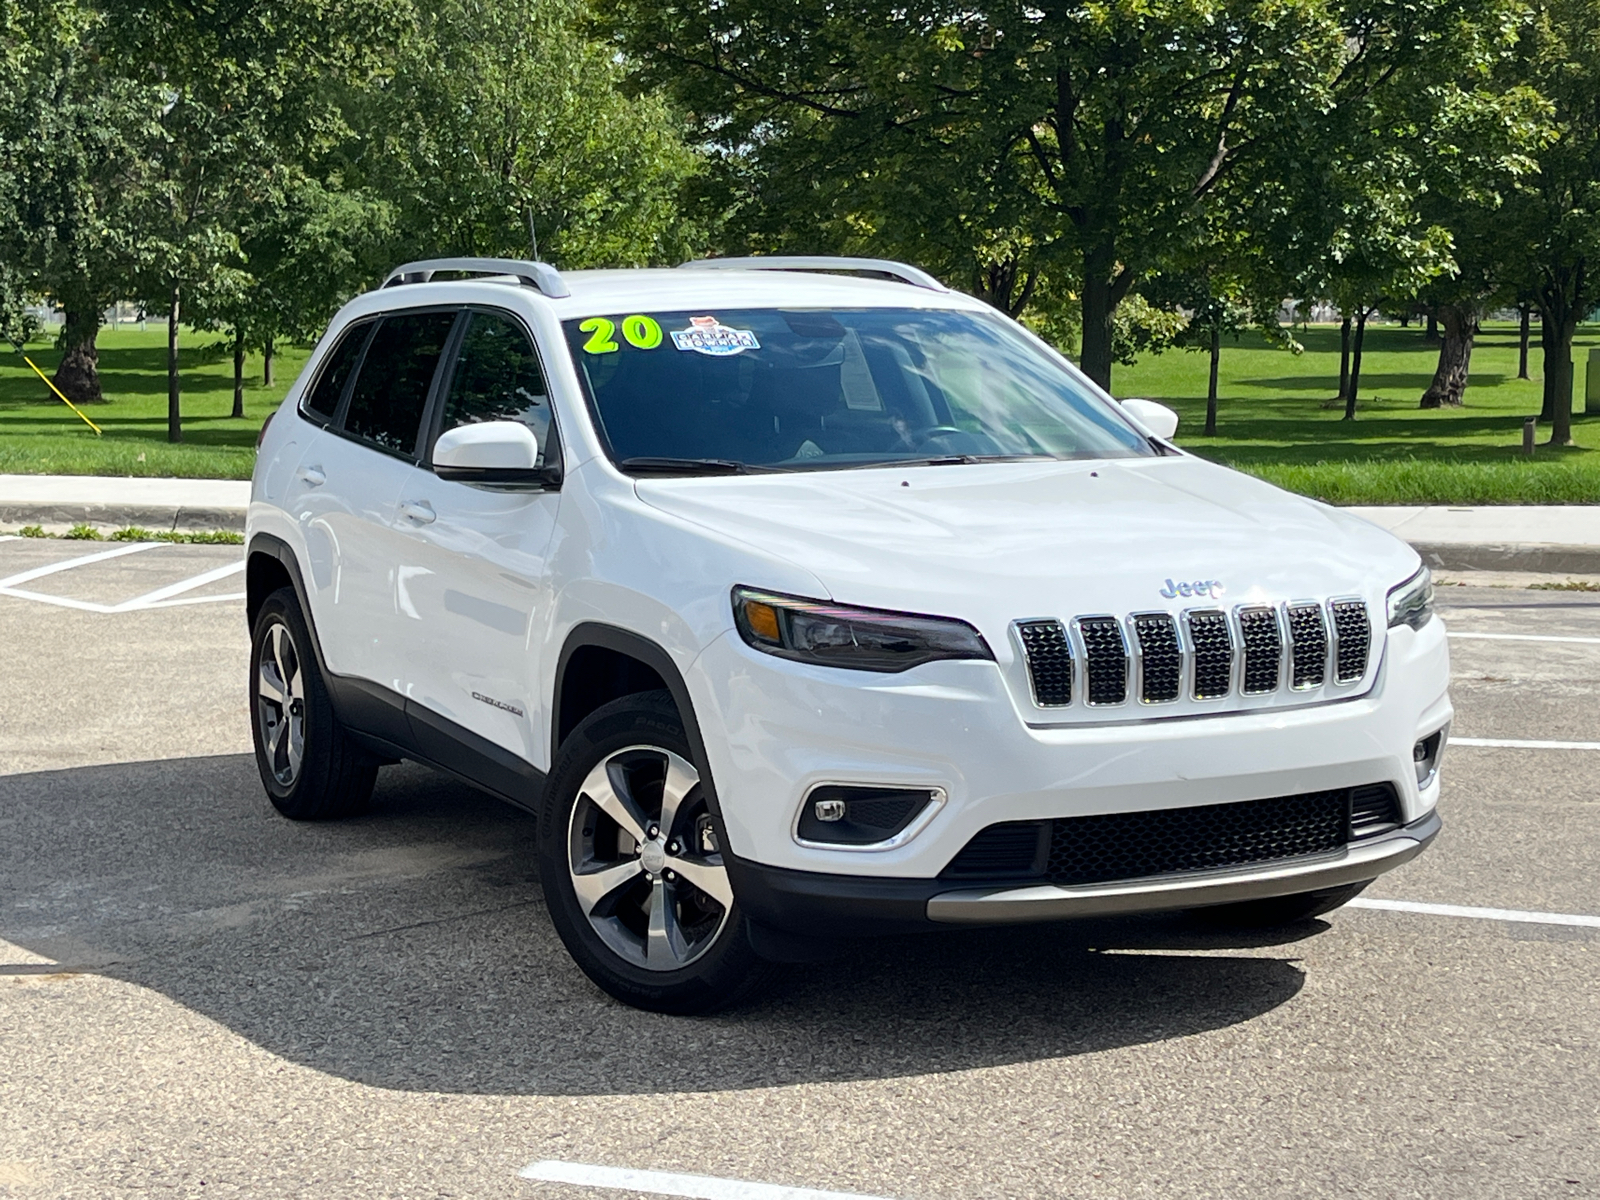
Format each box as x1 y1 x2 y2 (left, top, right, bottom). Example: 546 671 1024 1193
1414 729 1446 788
796 785 944 848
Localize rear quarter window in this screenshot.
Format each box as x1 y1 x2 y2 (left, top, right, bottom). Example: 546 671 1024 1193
300 319 373 424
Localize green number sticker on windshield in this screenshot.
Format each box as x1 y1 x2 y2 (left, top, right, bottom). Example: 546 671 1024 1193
622 314 663 350
579 317 619 354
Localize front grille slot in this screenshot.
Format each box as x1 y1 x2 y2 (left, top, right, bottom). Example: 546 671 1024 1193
1238 606 1283 694
1349 783 1401 837
1186 610 1233 699
1017 620 1073 707
1331 599 1371 683
1287 603 1328 689
1133 613 1181 703
944 785 1392 885
1077 617 1128 705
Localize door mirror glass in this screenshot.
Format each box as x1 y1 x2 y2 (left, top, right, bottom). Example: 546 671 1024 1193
1120 398 1180 440
433 420 544 483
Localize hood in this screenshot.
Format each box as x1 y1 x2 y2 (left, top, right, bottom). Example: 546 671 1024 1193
634 456 1419 637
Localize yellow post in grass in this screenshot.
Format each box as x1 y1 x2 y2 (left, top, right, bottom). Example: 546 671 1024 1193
21 355 102 435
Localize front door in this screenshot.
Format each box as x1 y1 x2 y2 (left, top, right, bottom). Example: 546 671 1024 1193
394 308 563 769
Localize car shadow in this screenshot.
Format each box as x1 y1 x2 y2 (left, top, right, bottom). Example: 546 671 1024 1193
0 754 1318 1096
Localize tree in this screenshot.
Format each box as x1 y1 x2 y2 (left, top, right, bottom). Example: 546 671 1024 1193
1502 0 1600 445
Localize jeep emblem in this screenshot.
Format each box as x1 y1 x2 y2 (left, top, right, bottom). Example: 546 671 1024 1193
1160 578 1224 600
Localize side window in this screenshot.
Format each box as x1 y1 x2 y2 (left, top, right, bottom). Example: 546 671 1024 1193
342 310 457 457
437 311 555 465
301 320 371 424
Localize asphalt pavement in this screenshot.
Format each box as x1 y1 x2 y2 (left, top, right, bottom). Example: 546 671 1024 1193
0 539 1596 1199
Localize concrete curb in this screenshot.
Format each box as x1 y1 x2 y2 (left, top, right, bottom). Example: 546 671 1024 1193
1415 541 1600 576
0 502 245 533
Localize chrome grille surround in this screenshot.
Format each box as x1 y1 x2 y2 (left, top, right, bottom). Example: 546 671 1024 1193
1074 615 1129 706
1013 597 1374 717
1129 612 1182 704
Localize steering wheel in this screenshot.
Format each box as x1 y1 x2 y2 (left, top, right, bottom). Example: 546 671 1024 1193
911 425 965 448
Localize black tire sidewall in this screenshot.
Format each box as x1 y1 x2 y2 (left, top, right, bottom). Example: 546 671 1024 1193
538 691 770 1014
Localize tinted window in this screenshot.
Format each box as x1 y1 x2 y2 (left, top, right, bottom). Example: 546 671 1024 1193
343 311 457 456
438 311 554 464
561 308 1152 472
302 320 371 423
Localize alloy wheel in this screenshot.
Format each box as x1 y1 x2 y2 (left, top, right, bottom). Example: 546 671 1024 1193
257 621 306 787
567 745 733 971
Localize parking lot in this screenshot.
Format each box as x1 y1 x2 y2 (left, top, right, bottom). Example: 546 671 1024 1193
1 536 1596 1199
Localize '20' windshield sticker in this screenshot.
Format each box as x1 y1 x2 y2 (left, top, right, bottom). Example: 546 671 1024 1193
579 315 664 354
671 315 760 357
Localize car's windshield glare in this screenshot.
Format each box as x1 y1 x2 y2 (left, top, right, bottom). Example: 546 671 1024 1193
561 307 1154 472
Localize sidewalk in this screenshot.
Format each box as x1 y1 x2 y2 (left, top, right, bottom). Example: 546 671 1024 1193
2 474 1598 572
0 473 249 533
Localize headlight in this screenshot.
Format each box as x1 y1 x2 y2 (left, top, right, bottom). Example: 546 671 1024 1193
1387 566 1434 631
731 586 994 672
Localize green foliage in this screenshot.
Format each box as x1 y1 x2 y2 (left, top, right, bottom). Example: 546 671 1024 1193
64 521 102 539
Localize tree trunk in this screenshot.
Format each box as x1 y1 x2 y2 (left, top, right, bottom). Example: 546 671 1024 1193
1205 318 1221 436
1517 304 1531 380
1536 287 1579 445
1419 305 1477 408
1078 237 1131 392
263 336 274 387
1423 311 1439 344
231 328 246 419
1337 313 1351 400
167 284 182 443
1539 307 1556 421
1345 308 1370 420
53 309 104 404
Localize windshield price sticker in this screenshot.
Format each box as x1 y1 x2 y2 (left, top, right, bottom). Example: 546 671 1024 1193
671 316 761 356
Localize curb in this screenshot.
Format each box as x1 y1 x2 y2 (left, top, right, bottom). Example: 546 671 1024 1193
0 502 245 533
1415 541 1600 576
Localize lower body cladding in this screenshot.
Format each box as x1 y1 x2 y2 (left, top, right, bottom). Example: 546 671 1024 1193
691 619 1451 937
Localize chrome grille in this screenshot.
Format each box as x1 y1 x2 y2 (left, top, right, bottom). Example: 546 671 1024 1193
1017 620 1072 706
1331 599 1371 683
1077 617 1128 705
1015 597 1373 712
1287 603 1328 689
1133 613 1181 703
1238 607 1283 694
1186 610 1233 699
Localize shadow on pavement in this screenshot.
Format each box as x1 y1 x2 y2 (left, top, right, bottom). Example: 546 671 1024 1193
1 754 1314 1096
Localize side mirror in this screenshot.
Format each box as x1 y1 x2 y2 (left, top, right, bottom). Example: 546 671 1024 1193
433 420 553 486
1120 398 1180 441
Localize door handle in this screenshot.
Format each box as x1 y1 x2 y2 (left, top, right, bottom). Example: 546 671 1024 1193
296 465 326 486
400 500 436 525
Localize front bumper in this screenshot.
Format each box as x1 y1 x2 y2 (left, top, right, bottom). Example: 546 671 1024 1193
730 811 1440 936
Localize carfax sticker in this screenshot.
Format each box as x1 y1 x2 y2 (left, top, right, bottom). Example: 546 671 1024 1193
671 315 760 356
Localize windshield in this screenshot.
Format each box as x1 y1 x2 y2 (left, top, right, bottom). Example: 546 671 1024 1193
561 307 1155 473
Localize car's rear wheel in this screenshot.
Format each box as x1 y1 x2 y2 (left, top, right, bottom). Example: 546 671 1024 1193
1194 880 1371 928
250 587 378 820
539 691 774 1013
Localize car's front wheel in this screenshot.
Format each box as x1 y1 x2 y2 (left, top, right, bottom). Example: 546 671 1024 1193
539 691 774 1013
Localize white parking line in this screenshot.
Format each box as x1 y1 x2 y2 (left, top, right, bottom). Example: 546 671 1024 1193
114 559 244 610
1452 736 1600 751
0 541 162 589
0 545 244 613
1448 631 1600 645
519 1161 898 1200
1351 898 1600 929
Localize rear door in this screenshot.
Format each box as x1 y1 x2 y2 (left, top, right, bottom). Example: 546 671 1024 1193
296 308 460 691
393 307 563 767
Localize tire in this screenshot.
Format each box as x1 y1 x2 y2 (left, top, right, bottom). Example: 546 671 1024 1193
1194 880 1372 928
249 587 378 820
538 690 776 1014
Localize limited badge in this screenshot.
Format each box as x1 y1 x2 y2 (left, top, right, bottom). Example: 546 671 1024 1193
671 315 761 356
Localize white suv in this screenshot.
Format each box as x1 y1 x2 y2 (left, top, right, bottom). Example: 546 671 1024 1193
247 255 1449 1013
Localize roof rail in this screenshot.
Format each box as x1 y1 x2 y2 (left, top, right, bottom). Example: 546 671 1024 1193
678 255 949 293
381 257 571 299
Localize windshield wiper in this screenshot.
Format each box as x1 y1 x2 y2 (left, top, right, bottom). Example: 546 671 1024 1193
620 457 796 476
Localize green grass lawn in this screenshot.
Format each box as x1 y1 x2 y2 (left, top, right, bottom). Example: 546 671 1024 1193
1117 320 1600 504
3 318 1598 502
0 326 310 480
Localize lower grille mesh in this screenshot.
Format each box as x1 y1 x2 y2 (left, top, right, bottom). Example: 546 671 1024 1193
941 784 1402 885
